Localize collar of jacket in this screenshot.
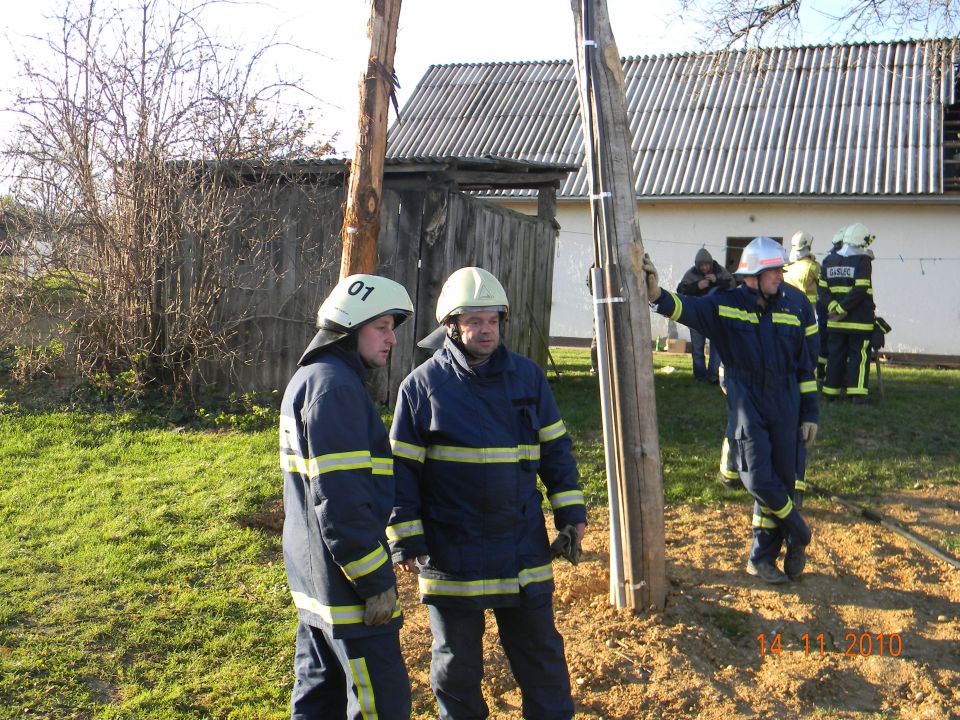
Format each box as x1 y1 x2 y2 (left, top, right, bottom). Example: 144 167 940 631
301 343 369 381
739 282 783 313
441 336 514 378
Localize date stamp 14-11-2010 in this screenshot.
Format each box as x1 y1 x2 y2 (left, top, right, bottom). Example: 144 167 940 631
757 631 904 658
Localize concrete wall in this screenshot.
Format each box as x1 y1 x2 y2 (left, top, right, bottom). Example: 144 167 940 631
501 198 960 355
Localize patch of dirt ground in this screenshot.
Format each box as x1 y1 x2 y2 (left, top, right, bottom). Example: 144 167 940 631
396 486 960 719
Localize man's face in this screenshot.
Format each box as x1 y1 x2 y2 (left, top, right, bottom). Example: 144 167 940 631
697 262 712 275
757 267 784 296
452 310 501 363
356 314 397 368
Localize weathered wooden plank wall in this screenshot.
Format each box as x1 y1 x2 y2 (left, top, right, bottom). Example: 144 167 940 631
179 181 556 405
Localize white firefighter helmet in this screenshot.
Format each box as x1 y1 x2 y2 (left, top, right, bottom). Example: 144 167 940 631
299 274 413 363
735 237 788 276
832 228 846 246
434 267 509 324
843 222 875 248
789 231 814 262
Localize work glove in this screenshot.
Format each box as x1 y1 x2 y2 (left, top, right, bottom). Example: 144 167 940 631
363 585 398 626
550 525 582 566
800 421 818 448
642 253 661 303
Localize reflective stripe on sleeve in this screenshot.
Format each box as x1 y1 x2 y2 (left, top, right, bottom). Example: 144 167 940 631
342 544 389 582
385 519 425 542
391 439 426 463
549 489 584 510
667 291 683 321
370 456 393 476
772 498 794 519
799 380 818 393
538 420 567 442
805 323 818 337
795 480 808 492
854 279 872 287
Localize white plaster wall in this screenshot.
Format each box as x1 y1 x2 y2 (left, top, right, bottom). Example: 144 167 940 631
502 199 960 355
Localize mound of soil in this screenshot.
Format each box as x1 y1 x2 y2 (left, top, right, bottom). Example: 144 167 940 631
397 487 960 719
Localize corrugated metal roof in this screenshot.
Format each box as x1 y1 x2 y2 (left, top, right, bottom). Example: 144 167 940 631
387 39 958 198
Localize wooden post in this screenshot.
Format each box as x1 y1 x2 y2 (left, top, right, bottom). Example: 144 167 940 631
571 0 666 610
339 0 402 278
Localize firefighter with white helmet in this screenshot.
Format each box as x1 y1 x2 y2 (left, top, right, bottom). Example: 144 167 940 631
281 274 414 718
389 266 586 718
814 228 848 381
819 223 877 402
643 238 819 583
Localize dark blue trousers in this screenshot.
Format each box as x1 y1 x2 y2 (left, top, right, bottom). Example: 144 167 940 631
726 377 810 565
690 328 719 381
824 331 871 397
428 596 574 720
290 621 410 720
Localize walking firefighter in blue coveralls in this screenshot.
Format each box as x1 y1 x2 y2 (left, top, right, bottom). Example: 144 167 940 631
642 237 820 584
280 274 414 719
388 267 587 720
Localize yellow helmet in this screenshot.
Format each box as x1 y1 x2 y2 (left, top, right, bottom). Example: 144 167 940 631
299 274 413 363
435 267 509 324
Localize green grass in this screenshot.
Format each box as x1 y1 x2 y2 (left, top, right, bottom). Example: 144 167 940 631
1 348 958 717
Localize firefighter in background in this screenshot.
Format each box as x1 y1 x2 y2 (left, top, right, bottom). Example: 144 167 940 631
644 237 818 583
676 247 736 383
784 231 819 305
820 223 877 403
280 274 414 719
389 267 586 719
815 228 846 382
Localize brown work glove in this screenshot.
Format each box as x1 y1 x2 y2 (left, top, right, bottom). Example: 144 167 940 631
550 525 582 566
363 585 398 626
800 422 818 448
642 253 661 303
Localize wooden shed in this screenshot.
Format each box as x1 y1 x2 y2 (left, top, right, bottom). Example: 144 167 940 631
176 157 574 404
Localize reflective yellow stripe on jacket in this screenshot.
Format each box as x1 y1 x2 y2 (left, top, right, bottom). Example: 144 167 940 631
418 563 554 597
425 444 540 463
281 450 392 479
291 591 401 625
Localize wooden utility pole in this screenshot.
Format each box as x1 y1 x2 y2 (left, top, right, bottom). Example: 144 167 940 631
339 0 402 278
571 0 666 610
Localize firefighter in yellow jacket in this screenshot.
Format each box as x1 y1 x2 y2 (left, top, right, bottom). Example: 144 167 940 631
784 231 819 306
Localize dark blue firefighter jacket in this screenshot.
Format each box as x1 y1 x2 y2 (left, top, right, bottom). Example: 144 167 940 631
388 339 586 609
280 345 402 638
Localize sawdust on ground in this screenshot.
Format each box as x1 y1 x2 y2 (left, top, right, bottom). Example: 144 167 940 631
396 486 960 719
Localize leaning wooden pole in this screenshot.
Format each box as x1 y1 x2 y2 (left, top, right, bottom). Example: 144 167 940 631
571 0 666 610
339 0 402 278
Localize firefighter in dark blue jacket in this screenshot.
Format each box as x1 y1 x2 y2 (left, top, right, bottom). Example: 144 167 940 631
388 267 587 720
280 274 414 720
820 222 877 403
815 228 846 382
643 237 819 584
